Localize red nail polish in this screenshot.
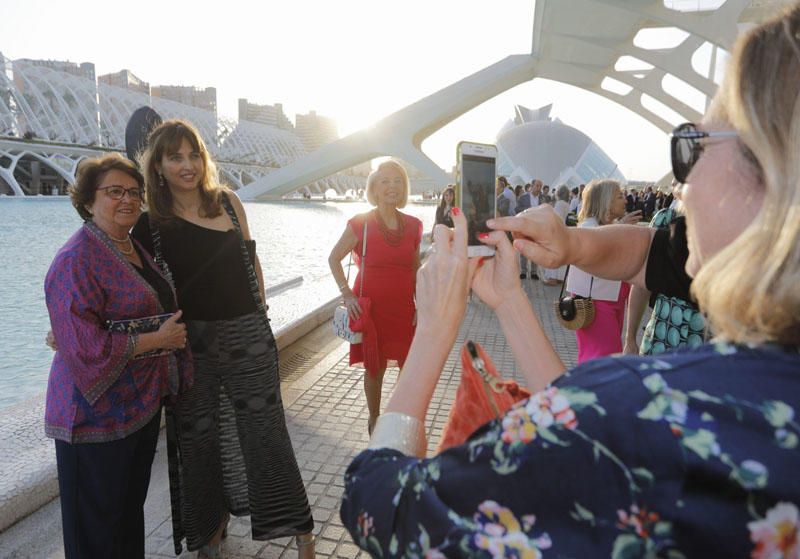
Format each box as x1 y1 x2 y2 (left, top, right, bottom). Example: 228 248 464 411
478 232 489 239
451 207 460 216
477 257 486 267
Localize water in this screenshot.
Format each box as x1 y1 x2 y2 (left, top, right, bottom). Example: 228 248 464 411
0 197 436 409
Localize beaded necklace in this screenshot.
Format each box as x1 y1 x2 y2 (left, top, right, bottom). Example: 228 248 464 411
114 239 134 256
105 230 134 255
375 209 405 247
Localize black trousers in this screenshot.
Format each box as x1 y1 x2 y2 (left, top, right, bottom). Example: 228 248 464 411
55 409 161 559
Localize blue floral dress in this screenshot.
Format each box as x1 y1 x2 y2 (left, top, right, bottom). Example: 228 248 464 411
341 343 800 558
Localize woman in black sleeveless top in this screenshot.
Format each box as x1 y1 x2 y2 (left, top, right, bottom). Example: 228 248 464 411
131 120 314 559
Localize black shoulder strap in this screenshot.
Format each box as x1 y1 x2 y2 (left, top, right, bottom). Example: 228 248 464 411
149 216 174 285
221 193 270 319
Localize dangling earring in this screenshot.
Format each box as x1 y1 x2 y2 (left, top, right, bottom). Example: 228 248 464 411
158 173 165 188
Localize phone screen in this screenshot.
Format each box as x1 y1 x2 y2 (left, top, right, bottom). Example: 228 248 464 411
461 154 496 246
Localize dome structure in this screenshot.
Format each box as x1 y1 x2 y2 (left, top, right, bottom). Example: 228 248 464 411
496 104 625 188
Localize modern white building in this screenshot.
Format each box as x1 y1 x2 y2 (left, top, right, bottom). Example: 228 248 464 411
0 53 363 196
497 104 625 188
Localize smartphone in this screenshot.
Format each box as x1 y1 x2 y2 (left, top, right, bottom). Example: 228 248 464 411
456 141 497 257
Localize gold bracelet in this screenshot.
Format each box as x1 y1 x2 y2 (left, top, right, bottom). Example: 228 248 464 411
369 412 427 457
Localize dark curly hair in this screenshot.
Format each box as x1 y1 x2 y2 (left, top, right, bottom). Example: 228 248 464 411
69 153 143 222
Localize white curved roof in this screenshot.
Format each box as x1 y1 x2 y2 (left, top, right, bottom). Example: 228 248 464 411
239 0 789 199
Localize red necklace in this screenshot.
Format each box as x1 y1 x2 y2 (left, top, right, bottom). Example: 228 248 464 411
375 209 405 247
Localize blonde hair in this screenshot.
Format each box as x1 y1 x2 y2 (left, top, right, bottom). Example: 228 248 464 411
691 4 800 346
366 160 409 208
578 179 621 225
139 119 226 224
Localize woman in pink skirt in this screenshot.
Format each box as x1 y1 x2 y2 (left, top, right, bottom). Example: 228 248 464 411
565 179 630 363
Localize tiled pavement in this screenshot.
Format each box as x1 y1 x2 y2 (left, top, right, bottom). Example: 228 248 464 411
0 277 579 559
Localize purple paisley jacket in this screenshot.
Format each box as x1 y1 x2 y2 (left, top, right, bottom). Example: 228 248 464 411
44 222 193 443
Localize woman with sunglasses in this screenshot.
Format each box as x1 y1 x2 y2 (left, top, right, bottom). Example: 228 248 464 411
340 6 800 557
44 154 192 558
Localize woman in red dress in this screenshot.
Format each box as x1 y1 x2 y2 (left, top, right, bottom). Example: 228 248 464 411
329 160 422 435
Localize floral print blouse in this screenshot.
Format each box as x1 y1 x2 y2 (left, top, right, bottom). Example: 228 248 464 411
341 343 800 558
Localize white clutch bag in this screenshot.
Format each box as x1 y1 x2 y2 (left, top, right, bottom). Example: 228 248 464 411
333 219 368 344
333 305 362 344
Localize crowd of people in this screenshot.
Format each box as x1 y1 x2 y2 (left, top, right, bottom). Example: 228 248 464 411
40 4 799 558
624 184 676 221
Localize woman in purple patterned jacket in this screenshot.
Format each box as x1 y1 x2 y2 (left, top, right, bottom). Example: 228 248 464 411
44 153 192 559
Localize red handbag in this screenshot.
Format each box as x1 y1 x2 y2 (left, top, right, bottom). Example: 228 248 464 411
437 340 531 452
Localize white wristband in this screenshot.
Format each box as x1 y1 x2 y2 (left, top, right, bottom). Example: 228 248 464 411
369 412 427 457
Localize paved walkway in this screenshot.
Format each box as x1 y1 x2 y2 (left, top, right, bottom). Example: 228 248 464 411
0 278 578 559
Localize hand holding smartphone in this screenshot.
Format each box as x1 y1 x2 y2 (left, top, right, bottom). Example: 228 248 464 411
456 141 497 257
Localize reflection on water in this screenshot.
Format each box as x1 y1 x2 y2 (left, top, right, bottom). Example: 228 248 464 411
0 198 435 409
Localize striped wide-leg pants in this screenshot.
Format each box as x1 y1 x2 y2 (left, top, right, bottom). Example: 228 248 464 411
170 310 313 552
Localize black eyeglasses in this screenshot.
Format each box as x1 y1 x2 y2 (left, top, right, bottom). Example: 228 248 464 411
97 185 143 201
670 122 738 183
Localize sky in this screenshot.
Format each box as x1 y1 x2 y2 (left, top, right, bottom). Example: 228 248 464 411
0 0 702 181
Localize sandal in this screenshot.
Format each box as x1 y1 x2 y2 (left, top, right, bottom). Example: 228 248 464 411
198 543 221 559
296 533 315 559
198 512 229 559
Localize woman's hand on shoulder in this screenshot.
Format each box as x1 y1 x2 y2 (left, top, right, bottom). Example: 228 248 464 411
45 330 57 351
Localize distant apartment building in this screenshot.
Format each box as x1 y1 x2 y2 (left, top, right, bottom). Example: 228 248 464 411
295 110 337 152
238 99 293 130
17 58 96 81
152 85 217 114
98 69 149 94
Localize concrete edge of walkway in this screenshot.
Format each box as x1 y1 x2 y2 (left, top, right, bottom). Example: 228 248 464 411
0 297 342 534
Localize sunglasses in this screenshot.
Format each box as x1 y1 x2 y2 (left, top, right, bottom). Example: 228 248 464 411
97 185 144 201
670 122 738 183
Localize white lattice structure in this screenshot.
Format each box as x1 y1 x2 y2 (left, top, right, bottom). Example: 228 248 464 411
0 57 363 195
238 0 790 200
